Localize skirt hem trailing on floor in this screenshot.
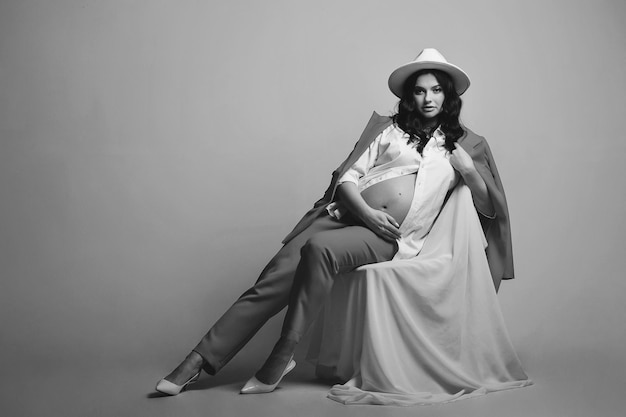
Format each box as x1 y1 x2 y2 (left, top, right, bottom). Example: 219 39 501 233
306 185 532 406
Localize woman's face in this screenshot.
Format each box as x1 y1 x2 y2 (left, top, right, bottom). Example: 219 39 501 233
413 73 445 121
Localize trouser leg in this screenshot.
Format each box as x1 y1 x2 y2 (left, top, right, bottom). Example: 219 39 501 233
192 214 345 375
281 225 398 343
254 224 397 384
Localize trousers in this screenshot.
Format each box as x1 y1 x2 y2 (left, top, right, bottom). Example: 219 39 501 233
193 213 397 375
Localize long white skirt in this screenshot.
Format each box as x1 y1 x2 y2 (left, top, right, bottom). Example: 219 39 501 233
306 185 532 406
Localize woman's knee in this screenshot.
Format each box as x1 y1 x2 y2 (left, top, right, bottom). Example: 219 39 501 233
300 234 333 261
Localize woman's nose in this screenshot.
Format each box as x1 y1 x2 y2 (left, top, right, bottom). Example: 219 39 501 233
424 91 432 102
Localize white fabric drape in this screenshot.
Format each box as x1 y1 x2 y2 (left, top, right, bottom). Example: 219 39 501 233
306 185 532 406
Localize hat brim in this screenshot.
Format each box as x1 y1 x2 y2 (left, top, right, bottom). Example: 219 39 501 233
388 61 470 98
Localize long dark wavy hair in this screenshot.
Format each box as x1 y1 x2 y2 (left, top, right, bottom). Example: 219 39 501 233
392 69 465 154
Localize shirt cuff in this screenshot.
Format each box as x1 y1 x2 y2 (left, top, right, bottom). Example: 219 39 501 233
325 201 347 219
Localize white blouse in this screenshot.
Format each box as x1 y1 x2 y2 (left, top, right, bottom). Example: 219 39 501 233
327 124 459 259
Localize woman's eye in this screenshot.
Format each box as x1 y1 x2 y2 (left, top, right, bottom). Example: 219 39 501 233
414 89 424 95
433 87 442 93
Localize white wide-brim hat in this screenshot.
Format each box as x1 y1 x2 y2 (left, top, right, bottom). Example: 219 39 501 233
388 48 470 98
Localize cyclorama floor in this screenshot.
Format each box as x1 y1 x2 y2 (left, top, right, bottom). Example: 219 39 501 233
2 345 623 417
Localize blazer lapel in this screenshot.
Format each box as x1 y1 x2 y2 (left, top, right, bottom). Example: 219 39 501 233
336 112 393 173
457 128 481 151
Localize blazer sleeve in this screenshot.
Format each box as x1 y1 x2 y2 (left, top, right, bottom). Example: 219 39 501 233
470 137 515 286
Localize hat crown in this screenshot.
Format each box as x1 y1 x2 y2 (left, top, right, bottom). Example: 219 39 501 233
387 48 470 97
413 48 449 64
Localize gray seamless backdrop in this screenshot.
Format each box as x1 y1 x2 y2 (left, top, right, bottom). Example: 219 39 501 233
1 1 625 416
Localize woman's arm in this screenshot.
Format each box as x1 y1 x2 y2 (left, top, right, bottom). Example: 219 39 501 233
334 129 400 242
449 144 495 217
336 182 402 242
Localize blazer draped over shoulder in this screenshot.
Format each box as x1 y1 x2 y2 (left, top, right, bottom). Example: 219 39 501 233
282 112 514 289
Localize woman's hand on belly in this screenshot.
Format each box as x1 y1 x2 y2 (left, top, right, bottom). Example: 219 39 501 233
359 174 416 225
336 182 402 242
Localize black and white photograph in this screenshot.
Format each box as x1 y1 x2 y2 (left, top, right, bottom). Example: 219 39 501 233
1 1 624 416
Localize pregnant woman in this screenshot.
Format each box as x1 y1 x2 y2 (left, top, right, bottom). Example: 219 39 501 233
155 48 517 399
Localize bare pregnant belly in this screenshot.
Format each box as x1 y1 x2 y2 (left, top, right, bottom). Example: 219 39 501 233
360 173 416 225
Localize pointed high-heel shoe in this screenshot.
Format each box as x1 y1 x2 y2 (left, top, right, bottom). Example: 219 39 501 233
155 371 201 396
240 357 296 394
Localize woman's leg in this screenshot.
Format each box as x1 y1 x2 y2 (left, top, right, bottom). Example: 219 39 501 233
160 214 346 385
254 225 397 384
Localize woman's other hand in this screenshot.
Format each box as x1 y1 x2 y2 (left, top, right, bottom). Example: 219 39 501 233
448 143 495 217
449 143 475 175
361 208 401 242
